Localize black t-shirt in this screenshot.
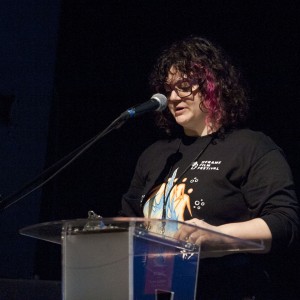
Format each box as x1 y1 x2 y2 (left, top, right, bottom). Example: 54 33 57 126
122 128 298 249
121 128 299 299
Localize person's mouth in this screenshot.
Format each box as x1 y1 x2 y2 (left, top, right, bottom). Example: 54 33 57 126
175 106 186 115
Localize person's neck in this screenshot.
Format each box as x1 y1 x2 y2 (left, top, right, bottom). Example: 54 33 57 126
184 124 218 137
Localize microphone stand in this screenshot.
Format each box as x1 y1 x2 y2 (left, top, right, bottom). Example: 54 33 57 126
0 114 127 211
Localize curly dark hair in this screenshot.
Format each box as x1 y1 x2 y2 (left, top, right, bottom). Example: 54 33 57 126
149 36 249 136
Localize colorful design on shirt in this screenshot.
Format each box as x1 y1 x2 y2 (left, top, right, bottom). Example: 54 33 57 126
143 168 193 234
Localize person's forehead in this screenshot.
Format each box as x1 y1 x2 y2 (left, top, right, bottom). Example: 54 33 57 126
166 66 185 84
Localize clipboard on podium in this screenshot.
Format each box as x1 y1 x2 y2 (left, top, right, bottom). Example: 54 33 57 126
20 213 264 300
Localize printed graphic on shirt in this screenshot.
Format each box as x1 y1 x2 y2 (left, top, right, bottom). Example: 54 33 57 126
144 168 204 234
191 160 221 171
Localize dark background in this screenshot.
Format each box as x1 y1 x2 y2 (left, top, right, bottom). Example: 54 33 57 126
0 0 299 296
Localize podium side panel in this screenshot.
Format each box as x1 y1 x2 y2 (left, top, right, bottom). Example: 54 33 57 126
62 231 129 300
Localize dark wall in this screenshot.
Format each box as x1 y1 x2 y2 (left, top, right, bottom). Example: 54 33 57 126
41 0 300 219
36 0 300 287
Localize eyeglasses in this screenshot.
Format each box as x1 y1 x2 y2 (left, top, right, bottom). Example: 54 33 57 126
164 78 199 98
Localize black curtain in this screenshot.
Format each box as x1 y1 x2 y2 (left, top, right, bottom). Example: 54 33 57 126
36 1 300 294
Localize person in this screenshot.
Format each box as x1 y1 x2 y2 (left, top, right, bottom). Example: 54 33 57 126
121 36 299 299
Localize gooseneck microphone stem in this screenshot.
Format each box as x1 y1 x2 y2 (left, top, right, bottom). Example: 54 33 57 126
0 114 126 212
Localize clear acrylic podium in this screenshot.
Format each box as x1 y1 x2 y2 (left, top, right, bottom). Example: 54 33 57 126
20 214 264 300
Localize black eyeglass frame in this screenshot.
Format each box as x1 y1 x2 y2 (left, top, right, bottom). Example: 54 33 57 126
163 77 201 98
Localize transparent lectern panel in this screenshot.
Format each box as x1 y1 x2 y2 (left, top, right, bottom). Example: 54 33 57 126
133 229 199 300
60 219 200 300
20 217 265 300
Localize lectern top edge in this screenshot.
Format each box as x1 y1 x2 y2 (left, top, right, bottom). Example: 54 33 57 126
20 216 265 254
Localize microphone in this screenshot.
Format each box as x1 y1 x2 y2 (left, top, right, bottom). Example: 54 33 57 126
120 93 167 120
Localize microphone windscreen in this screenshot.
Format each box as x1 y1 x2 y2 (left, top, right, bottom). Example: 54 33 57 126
151 93 167 111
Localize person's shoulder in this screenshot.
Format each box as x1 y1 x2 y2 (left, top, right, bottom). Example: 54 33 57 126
226 128 274 143
139 137 179 158
225 128 279 149
146 137 178 149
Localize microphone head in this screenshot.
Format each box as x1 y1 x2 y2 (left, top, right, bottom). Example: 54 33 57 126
151 93 168 112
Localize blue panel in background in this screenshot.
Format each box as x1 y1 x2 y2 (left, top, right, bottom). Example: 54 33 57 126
0 0 61 279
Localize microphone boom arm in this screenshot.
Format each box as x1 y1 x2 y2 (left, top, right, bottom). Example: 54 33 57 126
0 114 126 211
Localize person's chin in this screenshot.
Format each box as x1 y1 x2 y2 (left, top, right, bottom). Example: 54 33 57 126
175 116 190 126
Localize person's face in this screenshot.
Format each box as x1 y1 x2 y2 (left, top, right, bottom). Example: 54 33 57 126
165 66 207 136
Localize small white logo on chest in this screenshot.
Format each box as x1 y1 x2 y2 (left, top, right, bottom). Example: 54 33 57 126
191 160 221 171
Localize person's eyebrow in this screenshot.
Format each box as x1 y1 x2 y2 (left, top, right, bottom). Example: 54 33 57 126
165 77 184 86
